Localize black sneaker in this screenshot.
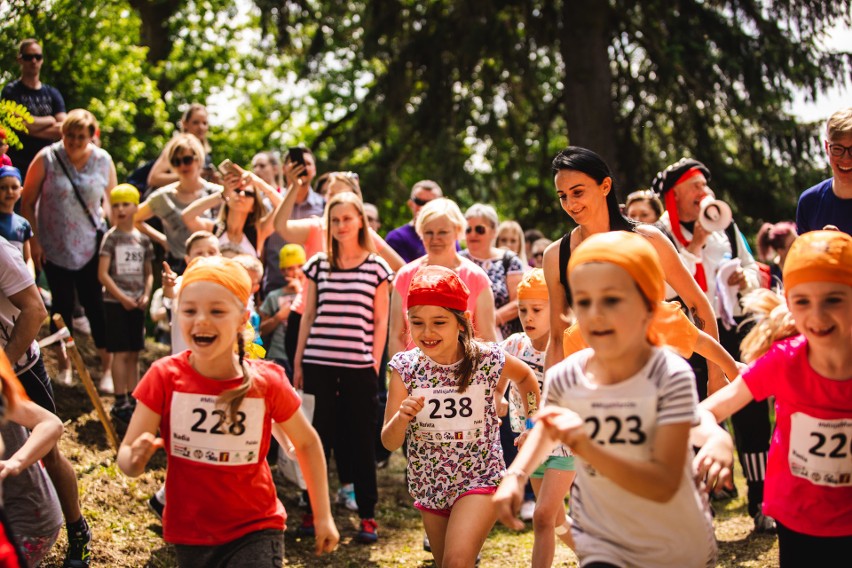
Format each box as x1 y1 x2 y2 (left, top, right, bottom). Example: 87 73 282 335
63 518 92 568
110 403 135 425
753 510 777 534
296 513 315 537
148 494 164 520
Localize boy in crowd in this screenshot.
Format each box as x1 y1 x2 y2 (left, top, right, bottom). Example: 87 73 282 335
259 243 305 376
0 166 32 259
97 184 153 425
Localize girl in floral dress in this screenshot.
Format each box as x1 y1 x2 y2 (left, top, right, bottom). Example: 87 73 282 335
382 264 540 567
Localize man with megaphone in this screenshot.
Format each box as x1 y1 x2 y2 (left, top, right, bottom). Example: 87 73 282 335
652 158 776 535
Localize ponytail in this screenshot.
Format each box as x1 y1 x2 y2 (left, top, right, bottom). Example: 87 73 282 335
738 289 797 363
451 309 480 393
216 332 255 424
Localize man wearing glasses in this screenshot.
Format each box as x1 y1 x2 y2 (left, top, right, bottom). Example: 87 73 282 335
796 107 852 236
385 179 443 262
1 39 66 185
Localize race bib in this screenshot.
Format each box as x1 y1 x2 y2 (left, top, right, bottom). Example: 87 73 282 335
789 413 852 487
412 384 487 443
170 392 265 466
571 396 656 463
115 244 145 275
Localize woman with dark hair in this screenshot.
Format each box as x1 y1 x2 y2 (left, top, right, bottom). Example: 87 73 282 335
542 147 719 374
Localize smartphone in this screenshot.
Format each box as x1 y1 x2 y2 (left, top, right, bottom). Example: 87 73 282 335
287 147 305 168
218 158 238 177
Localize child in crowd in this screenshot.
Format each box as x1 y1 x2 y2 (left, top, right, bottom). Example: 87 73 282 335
259 243 306 375
383 265 540 567
501 269 574 568
0 166 32 260
293 192 393 543
495 231 719 568
118 256 339 566
694 230 852 567
231 254 265 357
97 184 153 423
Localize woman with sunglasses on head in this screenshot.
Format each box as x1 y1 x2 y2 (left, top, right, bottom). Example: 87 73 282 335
180 162 283 258
624 189 664 225
135 134 223 274
146 103 215 189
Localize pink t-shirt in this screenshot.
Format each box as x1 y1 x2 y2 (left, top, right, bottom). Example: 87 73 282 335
393 257 491 349
742 334 852 537
291 220 385 314
134 352 301 545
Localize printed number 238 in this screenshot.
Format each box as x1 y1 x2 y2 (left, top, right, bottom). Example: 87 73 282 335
428 397 473 419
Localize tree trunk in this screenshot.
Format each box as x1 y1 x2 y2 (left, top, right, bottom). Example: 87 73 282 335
128 0 182 82
560 0 623 183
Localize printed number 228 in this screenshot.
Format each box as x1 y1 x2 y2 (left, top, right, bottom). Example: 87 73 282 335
190 408 247 436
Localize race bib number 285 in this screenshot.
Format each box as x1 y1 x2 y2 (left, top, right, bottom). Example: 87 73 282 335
169 392 265 466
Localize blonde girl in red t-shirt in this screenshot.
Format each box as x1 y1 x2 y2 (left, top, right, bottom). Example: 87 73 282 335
118 256 338 566
695 230 852 567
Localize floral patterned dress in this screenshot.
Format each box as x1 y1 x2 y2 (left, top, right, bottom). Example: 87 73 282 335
388 342 506 510
459 250 526 338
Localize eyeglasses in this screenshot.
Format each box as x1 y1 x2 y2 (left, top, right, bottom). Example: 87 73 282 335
233 188 256 197
827 143 852 158
411 196 433 207
20 53 43 62
170 155 196 168
466 225 487 235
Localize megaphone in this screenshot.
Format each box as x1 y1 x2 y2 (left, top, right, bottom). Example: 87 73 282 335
698 196 732 232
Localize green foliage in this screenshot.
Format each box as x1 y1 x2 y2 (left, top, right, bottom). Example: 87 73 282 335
0 99 33 150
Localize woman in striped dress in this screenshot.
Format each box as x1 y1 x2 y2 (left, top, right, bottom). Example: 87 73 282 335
293 192 393 544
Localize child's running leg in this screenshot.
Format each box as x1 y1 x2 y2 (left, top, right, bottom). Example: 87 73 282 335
442 494 498 568
531 468 575 567
420 510 450 567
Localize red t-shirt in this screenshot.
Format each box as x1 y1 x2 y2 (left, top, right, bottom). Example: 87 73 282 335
743 335 852 537
134 352 301 545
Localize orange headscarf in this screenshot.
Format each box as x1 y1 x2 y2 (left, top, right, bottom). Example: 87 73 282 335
783 230 852 292
517 268 549 301
179 256 252 307
568 231 667 346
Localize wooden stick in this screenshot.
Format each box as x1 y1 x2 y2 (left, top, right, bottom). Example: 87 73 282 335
53 314 120 451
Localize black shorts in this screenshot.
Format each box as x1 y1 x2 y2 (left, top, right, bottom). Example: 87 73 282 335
104 302 146 353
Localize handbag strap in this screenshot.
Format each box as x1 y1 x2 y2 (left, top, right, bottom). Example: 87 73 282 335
52 147 100 230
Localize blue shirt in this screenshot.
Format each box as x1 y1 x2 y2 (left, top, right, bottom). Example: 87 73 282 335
0 213 32 253
796 178 852 236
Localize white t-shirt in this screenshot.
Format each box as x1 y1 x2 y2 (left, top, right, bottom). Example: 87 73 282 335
544 347 716 568
0 236 40 373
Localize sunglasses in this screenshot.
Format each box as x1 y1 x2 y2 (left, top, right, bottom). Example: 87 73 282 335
233 188 256 197
20 53 43 62
170 155 196 168
466 225 487 235
411 196 433 207
533 252 544 259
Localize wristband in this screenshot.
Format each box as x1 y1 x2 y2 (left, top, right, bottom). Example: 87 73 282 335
525 418 535 430
502 469 528 482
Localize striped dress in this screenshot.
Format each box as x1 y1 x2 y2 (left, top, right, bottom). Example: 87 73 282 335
302 252 393 368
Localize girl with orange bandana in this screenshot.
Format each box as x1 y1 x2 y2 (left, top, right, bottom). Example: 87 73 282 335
117 256 338 566
494 231 721 568
694 230 852 567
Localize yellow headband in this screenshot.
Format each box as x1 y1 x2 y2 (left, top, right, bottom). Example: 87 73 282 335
179 256 252 307
568 231 665 305
783 230 852 291
517 268 549 301
110 183 140 205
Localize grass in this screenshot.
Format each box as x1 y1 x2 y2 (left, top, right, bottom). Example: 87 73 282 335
38 335 778 567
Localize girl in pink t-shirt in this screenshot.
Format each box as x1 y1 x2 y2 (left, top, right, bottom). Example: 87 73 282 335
696 230 852 567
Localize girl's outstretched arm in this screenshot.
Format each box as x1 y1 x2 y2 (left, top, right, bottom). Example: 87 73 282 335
0 399 63 480
537 406 691 503
694 330 744 383
117 402 164 477
381 370 422 452
276 414 339 556
497 353 540 419
700 376 755 424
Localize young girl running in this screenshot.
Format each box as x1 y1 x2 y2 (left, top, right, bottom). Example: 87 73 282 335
383 265 540 567
118 256 338 566
293 192 393 543
501 268 574 568
494 231 718 568
694 230 852 567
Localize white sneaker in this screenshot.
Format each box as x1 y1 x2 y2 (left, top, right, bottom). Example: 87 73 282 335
73 315 92 335
99 373 114 394
337 483 358 511
520 499 536 521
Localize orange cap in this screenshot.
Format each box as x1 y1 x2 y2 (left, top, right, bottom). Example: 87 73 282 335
568 231 665 305
517 268 549 301
179 256 252 307
783 230 852 292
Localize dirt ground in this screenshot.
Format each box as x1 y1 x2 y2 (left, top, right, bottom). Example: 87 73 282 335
37 332 779 567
